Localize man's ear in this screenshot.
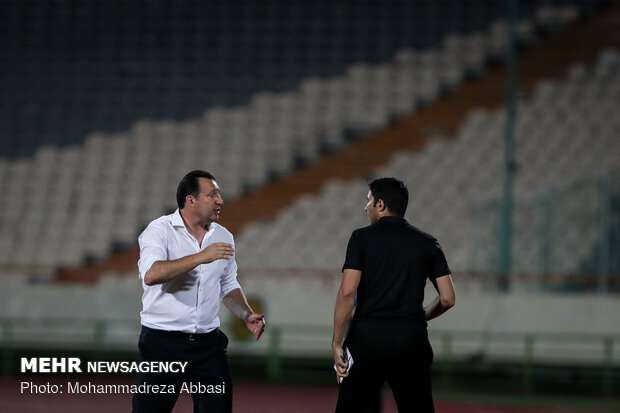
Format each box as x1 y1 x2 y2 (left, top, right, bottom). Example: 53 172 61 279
186 194 195 207
376 199 386 212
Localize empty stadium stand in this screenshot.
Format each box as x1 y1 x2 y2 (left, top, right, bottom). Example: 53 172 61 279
0 0 616 281
3 0 605 156
234 50 620 274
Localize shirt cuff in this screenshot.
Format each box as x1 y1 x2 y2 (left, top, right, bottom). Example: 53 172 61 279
220 280 242 300
138 256 160 280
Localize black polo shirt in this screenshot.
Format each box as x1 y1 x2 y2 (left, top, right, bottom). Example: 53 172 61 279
342 216 451 325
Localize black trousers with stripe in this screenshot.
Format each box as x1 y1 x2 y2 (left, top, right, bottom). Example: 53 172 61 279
132 326 232 413
335 320 435 413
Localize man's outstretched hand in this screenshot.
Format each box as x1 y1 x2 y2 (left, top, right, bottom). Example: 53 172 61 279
246 313 265 340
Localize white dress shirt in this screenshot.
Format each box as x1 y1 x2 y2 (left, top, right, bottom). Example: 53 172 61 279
137 209 241 333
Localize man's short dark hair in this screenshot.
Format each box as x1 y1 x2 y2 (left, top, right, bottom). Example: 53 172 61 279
369 177 409 217
177 170 216 209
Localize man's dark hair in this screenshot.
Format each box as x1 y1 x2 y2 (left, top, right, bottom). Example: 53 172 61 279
368 177 409 217
177 170 216 209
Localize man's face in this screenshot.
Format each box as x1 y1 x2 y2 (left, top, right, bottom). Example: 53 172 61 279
365 190 380 224
193 178 224 223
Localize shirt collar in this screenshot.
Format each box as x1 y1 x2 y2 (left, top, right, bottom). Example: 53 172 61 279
171 209 186 228
376 215 407 225
171 208 217 238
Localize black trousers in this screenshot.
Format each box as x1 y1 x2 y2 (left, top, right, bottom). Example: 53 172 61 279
335 320 434 413
132 326 232 413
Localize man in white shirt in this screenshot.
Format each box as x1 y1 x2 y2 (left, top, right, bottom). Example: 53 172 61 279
132 170 265 413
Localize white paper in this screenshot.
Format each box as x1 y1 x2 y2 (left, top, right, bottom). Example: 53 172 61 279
333 347 354 383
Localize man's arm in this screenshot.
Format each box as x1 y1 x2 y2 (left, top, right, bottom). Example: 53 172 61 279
332 269 361 382
222 288 265 340
144 243 235 286
424 274 455 321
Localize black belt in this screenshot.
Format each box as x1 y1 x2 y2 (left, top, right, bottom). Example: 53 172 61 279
144 326 217 341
